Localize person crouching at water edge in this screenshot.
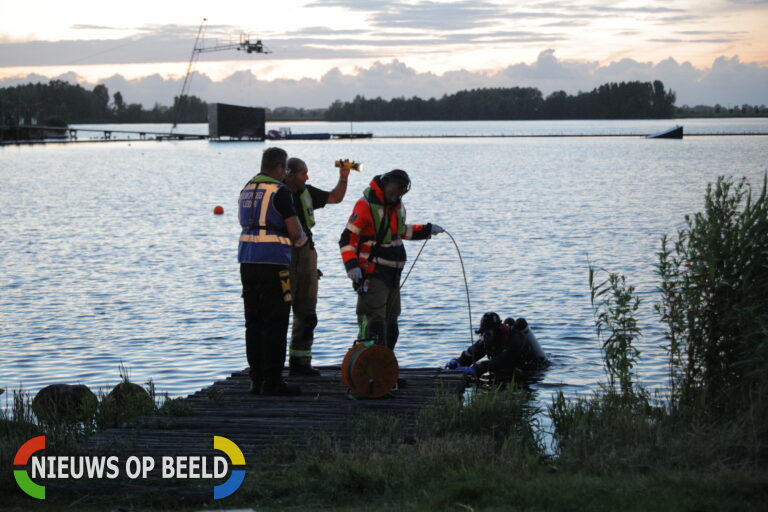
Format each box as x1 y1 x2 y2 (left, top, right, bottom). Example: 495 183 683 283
339 169 444 354
283 157 351 376
238 147 308 396
445 312 549 381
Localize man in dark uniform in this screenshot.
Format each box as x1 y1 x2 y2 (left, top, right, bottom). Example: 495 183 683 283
238 147 307 396
446 312 549 380
283 157 351 376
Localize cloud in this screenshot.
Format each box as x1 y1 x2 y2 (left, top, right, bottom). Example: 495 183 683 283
506 11 572 19
371 1 507 30
309 0 510 30
4 51 766 109
677 30 744 36
650 33 742 45
0 31 195 67
305 0 383 11
691 38 739 44
0 30 354 67
655 15 705 24
0 23 275 67
307 0 716 33
589 6 685 14
0 20 572 67
541 20 591 27
286 26 362 36
71 24 120 31
0 2 762 70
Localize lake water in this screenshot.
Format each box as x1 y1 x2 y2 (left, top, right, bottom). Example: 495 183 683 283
2 119 767 408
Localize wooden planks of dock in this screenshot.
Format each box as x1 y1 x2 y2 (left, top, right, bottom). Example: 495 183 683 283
88 366 465 461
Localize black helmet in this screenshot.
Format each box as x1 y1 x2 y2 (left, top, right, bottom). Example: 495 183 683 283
381 169 411 193
476 312 502 334
477 312 502 345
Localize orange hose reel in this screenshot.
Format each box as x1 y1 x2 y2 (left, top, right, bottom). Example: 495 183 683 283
341 343 399 398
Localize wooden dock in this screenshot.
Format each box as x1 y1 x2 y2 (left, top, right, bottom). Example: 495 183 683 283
88 367 465 460
0 124 210 146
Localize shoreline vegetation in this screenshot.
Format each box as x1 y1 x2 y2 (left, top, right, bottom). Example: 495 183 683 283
1 80 766 128
2 174 766 510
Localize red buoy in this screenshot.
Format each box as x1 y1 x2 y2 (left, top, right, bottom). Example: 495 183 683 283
213 205 224 215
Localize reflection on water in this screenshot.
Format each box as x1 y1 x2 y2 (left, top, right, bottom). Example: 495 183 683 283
2 120 767 410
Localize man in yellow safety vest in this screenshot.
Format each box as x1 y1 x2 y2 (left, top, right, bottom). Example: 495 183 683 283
283 157 351 376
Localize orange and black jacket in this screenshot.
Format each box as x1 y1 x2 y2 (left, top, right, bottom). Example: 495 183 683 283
339 175 431 275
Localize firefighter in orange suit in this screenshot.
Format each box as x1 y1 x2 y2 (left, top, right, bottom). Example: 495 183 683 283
339 169 444 349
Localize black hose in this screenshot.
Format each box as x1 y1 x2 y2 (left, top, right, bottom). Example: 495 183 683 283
399 229 474 344
399 239 428 290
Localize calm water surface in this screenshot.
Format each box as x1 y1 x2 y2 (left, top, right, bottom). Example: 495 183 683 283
2 119 767 408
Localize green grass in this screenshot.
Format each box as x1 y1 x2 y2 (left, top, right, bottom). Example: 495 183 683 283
2 471 765 512
2 383 766 511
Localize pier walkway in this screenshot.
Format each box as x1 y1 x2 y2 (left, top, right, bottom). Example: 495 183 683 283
5 125 768 146
88 366 465 460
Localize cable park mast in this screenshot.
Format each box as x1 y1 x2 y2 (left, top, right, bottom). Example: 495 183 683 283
171 18 271 131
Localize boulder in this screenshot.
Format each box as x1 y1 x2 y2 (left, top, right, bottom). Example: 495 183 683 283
32 384 97 423
106 381 154 413
98 381 155 428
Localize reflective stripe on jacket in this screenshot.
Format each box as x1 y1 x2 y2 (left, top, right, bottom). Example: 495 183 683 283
238 175 292 265
339 176 430 275
298 188 315 230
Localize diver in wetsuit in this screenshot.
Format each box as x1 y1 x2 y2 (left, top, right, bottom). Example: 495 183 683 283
445 312 548 380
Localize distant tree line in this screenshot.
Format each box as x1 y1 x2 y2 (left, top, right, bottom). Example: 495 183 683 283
0 80 207 125
326 81 678 121
268 106 326 121
676 103 768 117
2 79 766 127
0 81 325 125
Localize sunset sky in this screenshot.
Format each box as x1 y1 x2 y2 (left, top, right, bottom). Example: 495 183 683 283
1 0 766 107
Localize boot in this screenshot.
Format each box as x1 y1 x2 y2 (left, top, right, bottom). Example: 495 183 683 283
261 379 301 396
249 376 263 395
289 357 320 376
289 365 321 377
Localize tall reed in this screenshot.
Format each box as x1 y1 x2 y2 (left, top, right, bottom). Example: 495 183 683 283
656 174 768 418
588 267 642 397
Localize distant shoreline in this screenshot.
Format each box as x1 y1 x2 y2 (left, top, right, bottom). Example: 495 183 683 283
4 131 767 147
70 115 768 125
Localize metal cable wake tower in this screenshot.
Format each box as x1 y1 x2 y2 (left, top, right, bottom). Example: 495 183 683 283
171 18 271 131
